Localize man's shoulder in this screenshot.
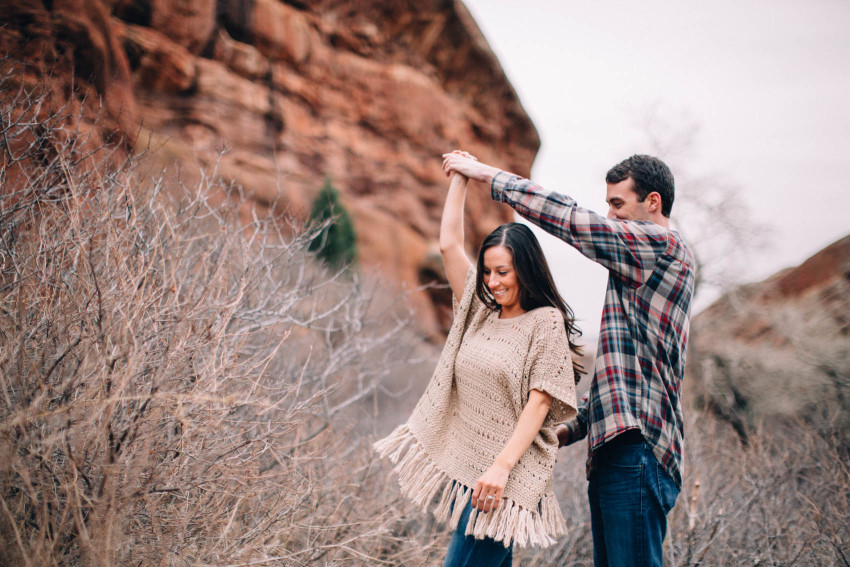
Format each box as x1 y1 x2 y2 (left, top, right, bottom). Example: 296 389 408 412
664 230 696 269
624 223 694 267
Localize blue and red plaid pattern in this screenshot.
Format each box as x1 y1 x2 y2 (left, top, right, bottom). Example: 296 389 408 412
491 171 695 488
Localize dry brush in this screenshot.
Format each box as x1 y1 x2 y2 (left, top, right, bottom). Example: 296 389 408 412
0 66 442 566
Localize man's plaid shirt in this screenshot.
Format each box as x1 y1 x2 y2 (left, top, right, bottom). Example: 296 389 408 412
491 172 695 488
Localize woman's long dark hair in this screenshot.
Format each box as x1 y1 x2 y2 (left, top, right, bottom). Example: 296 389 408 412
475 223 584 381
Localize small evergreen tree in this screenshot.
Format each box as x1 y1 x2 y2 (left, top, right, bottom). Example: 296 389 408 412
308 177 358 270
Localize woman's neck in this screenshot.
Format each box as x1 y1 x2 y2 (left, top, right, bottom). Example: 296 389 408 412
498 305 527 319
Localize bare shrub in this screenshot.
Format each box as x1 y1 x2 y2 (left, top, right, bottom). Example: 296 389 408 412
0 65 441 566
667 415 850 566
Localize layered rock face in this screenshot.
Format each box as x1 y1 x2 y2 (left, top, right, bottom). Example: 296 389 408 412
686 235 850 441
0 0 539 336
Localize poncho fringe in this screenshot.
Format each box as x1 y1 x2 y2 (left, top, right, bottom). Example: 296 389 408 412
374 423 568 549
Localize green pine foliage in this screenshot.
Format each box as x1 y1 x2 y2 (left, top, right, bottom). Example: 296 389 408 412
308 177 358 270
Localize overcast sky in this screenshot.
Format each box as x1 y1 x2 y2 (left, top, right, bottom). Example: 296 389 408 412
463 0 850 340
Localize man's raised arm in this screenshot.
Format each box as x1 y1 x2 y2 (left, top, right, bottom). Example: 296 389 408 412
442 152 669 287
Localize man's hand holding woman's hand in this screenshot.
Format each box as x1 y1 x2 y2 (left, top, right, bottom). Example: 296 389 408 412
442 150 500 184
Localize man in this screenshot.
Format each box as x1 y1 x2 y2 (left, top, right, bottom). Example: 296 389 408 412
441 152 695 567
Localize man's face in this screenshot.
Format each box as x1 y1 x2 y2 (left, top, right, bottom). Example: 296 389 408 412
606 177 650 221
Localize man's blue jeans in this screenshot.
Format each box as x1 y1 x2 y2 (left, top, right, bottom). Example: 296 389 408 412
443 498 513 567
588 439 679 567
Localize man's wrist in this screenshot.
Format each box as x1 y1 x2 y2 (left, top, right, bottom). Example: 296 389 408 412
479 164 500 185
490 170 513 203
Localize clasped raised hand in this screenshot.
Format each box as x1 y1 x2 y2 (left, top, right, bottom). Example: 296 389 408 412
441 150 498 184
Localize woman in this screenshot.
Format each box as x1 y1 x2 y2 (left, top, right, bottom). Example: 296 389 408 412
374 154 583 565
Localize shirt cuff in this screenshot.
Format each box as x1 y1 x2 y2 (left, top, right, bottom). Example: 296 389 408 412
561 414 588 445
490 170 516 203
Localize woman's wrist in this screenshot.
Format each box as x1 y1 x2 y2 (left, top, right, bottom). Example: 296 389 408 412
493 455 517 472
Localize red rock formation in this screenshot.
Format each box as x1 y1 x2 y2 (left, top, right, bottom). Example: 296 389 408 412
686 234 850 441
0 0 539 336
0 1 139 145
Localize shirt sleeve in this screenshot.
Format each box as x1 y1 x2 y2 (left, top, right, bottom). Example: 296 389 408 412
491 171 671 287
525 309 578 425
560 392 589 445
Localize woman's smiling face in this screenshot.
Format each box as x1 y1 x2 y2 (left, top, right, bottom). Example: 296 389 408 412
482 245 524 318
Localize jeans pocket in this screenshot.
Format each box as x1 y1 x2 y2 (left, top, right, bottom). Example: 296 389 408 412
601 443 644 473
652 458 679 514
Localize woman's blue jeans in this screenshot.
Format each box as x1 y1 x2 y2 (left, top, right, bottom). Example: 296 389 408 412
443 498 513 567
588 439 679 567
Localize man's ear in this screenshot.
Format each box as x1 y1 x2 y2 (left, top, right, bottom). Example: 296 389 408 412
647 192 662 213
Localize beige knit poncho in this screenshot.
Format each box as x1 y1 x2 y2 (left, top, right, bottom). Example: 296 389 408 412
374 268 577 548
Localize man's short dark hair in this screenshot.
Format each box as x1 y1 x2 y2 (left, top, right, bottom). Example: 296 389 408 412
606 155 675 217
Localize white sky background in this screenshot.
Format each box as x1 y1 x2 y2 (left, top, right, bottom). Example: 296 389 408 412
462 0 850 341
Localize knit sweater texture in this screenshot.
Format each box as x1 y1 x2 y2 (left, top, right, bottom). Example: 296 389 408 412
374 267 577 548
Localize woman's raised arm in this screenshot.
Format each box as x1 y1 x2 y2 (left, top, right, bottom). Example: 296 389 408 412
439 173 473 302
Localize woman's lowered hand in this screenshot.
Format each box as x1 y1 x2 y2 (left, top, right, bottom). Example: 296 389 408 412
471 462 510 513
